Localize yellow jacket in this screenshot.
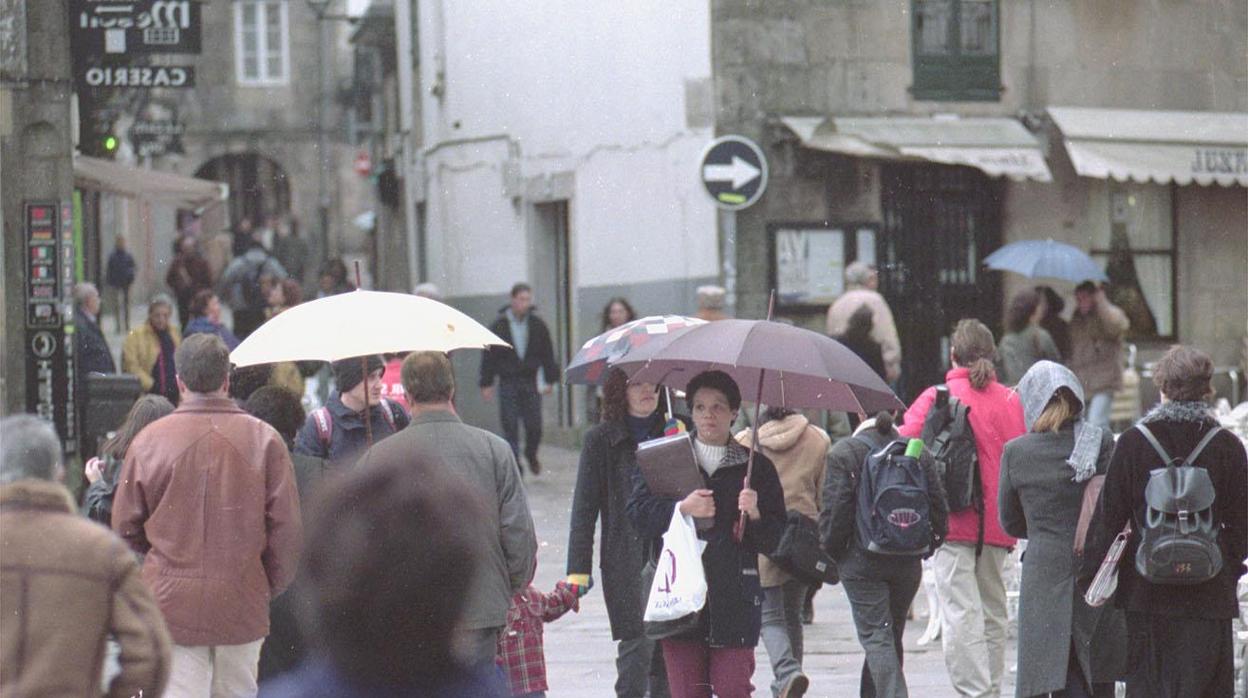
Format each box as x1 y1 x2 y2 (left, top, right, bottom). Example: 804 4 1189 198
121 323 182 391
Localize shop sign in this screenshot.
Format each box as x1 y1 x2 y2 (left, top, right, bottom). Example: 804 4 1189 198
71 0 202 56
24 201 77 454
1190 147 1248 176
78 64 195 88
129 103 185 157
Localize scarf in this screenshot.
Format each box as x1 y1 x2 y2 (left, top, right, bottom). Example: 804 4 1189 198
1015 360 1102 482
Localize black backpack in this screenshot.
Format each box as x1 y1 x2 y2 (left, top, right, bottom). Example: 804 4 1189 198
919 386 979 514
853 435 934 556
1134 424 1224 585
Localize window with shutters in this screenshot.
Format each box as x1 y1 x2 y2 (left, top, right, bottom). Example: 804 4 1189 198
234 0 290 86
911 0 1000 101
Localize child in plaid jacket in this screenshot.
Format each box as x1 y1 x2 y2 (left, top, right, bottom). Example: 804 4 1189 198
497 579 586 697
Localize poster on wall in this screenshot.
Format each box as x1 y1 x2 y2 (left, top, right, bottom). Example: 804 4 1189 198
774 226 844 307
23 201 77 454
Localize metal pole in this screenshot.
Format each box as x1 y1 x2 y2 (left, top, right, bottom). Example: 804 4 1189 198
720 209 737 318
394 0 421 288
316 13 331 259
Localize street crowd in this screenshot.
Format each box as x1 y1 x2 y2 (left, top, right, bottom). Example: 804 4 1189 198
2 236 1246 698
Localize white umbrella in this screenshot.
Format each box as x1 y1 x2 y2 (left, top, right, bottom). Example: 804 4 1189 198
230 289 509 367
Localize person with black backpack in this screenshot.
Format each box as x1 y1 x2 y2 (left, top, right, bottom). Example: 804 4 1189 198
820 411 948 698
1080 346 1246 697
897 319 1026 698
218 237 287 340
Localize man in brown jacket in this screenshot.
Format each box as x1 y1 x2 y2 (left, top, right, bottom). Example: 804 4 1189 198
1 415 171 697
1069 281 1130 429
113 334 302 697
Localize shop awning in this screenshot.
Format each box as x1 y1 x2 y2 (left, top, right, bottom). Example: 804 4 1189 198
781 115 1053 182
1048 107 1248 187
73 155 229 211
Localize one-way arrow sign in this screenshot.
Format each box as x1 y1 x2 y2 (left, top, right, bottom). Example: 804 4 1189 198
700 135 768 210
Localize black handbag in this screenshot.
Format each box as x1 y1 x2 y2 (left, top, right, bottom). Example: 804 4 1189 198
769 510 839 586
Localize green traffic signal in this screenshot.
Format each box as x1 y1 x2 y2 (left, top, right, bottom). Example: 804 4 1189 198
103 136 118 152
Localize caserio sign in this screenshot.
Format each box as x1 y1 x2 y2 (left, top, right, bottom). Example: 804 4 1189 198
71 0 202 55
78 64 195 88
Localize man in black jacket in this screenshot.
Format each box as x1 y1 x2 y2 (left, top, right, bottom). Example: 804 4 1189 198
479 283 560 475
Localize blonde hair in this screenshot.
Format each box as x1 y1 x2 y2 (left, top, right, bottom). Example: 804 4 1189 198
1032 388 1080 433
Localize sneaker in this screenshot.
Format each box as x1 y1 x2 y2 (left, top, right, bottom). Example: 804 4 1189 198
528 455 542 475
780 673 809 698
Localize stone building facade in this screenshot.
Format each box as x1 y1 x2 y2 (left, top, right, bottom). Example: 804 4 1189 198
712 0 1247 400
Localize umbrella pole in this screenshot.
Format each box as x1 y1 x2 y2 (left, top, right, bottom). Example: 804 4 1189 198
354 261 374 448
734 290 777 543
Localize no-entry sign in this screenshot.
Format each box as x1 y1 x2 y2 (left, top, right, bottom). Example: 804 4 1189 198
700 135 767 211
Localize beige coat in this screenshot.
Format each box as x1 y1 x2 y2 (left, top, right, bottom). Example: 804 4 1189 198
825 287 901 383
1 479 171 697
1068 299 1129 395
736 415 831 587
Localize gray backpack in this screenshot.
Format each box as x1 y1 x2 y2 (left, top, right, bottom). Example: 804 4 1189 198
1133 424 1224 585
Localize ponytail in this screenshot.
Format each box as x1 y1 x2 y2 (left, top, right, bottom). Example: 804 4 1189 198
950 319 998 391
968 358 996 390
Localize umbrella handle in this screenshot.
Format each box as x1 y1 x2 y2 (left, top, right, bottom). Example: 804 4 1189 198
734 365 768 544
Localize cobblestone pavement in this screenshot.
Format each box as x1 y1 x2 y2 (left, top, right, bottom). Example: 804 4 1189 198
525 444 1019 698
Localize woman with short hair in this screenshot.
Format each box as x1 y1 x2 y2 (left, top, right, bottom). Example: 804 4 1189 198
999 361 1125 697
996 288 1061 386
627 370 787 698
1082 345 1247 697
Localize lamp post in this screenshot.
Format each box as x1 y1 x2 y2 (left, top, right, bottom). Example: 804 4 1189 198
304 0 355 262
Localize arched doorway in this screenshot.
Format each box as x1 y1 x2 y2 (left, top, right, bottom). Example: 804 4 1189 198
195 153 291 230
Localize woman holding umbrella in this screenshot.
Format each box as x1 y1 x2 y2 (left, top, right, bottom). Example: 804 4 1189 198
566 368 671 698
627 370 787 698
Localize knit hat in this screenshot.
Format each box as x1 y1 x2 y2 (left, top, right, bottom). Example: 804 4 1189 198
333 355 385 393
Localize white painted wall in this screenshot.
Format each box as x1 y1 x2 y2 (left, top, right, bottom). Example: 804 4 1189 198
416 0 717 297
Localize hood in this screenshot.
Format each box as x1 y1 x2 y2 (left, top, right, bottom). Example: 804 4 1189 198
0 479 76 513
741 414 810 452
1016 360 1085 431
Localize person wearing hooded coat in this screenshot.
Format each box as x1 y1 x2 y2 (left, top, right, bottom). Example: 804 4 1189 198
998 361 1126 698
566 369 671 698
734 406 830 698
294 355 409 466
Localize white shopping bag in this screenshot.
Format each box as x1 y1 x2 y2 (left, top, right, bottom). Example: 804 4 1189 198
643 508 708 622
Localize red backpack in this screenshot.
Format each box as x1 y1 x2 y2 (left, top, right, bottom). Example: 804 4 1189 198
311 398 401 451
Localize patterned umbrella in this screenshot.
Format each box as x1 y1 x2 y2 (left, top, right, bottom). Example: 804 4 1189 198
564 315 707 385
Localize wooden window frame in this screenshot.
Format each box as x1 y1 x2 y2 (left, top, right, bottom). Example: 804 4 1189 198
911 0 1001 102
234 0 290 87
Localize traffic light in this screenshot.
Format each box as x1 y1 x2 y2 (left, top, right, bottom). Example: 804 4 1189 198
78 101 119 159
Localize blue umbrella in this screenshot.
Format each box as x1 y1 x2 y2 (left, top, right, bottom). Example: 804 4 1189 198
983 239 1108 283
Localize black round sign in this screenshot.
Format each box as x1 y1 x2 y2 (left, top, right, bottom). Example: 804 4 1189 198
699 135 768 211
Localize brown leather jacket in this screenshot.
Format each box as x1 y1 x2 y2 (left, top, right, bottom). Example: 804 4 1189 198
113 394 302 646
1 479 171 697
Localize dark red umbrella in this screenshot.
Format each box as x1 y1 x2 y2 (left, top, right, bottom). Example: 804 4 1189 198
614 319 903 414
614 310 904 541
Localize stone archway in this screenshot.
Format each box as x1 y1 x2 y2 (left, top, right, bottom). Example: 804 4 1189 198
194 152 291 231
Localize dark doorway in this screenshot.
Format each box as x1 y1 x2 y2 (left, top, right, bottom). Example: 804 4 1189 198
878 164 1003 402
531 200 575 427
194 153 291 230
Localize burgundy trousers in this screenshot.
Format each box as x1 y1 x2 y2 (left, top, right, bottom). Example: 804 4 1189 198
661 639 755 698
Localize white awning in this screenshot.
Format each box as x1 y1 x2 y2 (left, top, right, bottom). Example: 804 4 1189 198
73 155 229 211
1048 107 1248 187
781 115 1052 182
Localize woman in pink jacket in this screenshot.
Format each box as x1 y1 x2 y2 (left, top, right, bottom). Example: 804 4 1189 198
898 319 1025 698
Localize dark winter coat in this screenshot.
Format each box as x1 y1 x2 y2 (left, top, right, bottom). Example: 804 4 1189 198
293 393 409 467
836 332 887 383
567 417 665 641
105 248 136 289
626 434 786 648
999 426 1126 696
479 311 560 387
819 424 949 578
82 453 123 525
74 306 116 377
1080 401 1248 620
